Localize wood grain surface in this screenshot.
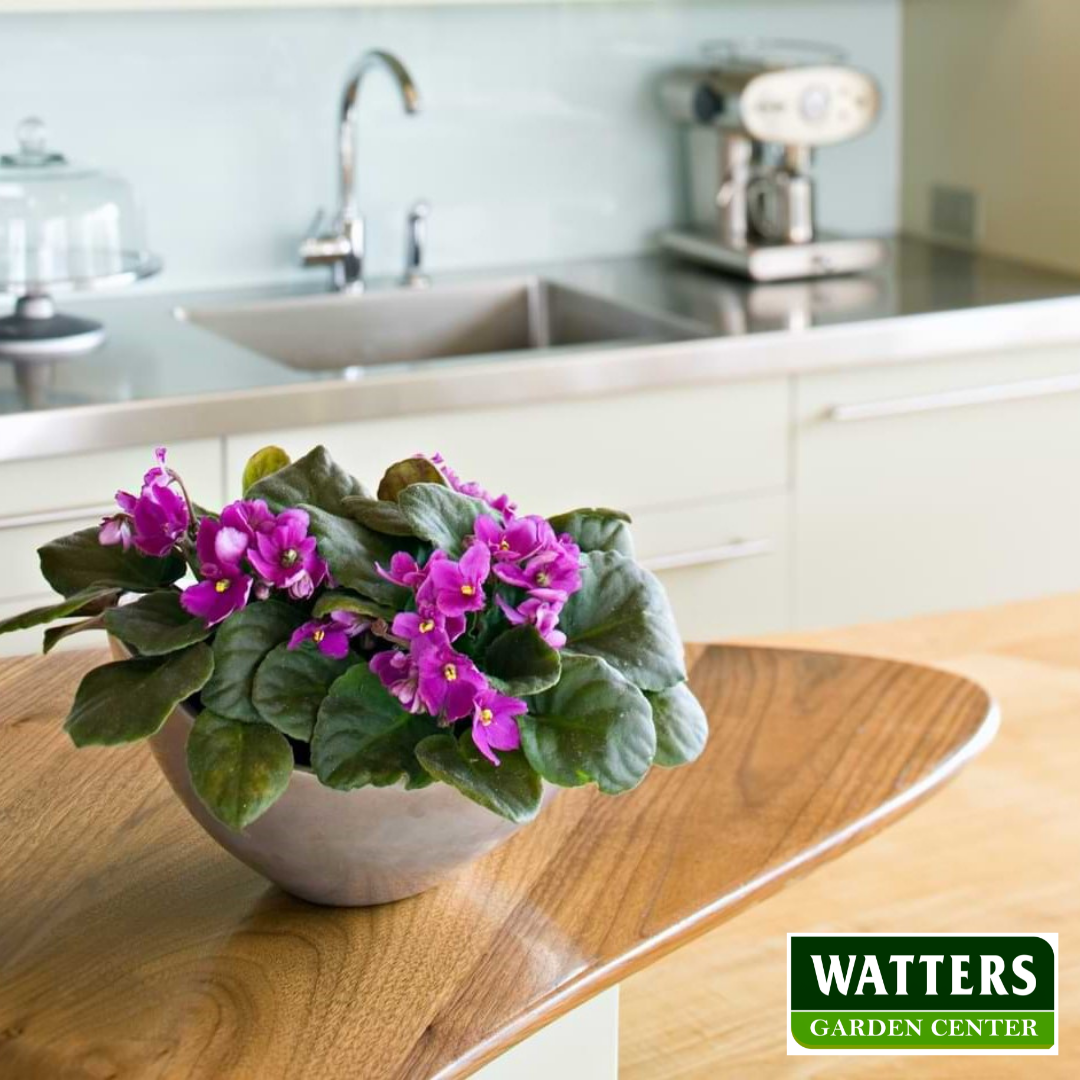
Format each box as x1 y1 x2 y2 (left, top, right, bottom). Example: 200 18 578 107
621 595 1080 1078
0 643 993 1079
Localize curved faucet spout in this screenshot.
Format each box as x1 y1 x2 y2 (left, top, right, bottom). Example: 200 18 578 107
339 50 421 219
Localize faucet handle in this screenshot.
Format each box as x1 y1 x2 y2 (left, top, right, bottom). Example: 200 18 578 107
300 207 352 266
403 199 430 287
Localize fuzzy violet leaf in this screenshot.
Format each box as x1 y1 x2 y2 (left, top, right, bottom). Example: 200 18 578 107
520 653 656 795
311 590 396 623
202 601 304 724
245 444 367 515
547 508 635 558
43 618 106 654
376 456 447 502
559 550 686 692
340 495 417 538
186 709 293 831
104 590 213 656
647 682 709 767
241 445 291 495
484 624 562 696
415 731 543 824
64 644 214 747
252 641 359 742
39 527 186 598
0 584 119 637
397 483 501 557
300 504 408 608
311 665 434 790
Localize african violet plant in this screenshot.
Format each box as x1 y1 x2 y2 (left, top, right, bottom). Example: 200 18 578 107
0 446 707 830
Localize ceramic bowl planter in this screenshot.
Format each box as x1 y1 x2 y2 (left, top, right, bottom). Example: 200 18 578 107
146 690 538 907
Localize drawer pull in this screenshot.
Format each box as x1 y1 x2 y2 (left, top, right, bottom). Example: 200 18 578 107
642 538 773 573
0 504 115 532
826 371 1080 423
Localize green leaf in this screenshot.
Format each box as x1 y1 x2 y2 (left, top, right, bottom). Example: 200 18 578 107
301 504 409 608
241 445 291 495
340 495 417 537
201 601 304 724
311 590 396 623
484 624 562 696
43 618 106 654
103 591 212 656
559 551 686 692
415 732 543 823
647 682 709 767
251 641 358 741
376 456 447 502
186 709 293 831
0 585 119 636
548 508 635 558
397 483 500 557
520 653 656 794
245 444 367 516
39 527 186 598
63 644 214 747
311 665 434 789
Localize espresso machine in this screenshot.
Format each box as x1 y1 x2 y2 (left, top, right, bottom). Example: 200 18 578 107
660 42 885 281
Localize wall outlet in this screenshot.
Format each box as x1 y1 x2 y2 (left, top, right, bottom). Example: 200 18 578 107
930 184 981 243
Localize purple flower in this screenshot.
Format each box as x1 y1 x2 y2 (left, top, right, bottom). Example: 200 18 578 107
493 547 581 604
180 574 253 626
99 448 190 558
247 508 328 600
376 551 427 588
370 648 423 713
496 595 567 649
220 498 276 538
472 687 526 765
99 490 137 550
425 543 491 618
473 514 551 562
131 483 190 558
416 642 486 721
289 610 369 659
195 516 250 578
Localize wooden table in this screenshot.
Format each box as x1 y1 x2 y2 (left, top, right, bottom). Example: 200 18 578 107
0 641 994 1079
622 594 1080 1078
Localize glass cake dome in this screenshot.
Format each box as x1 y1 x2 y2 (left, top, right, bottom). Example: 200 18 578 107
0 117 161 359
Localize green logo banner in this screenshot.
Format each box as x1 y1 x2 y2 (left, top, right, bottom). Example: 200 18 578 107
788 934 1058 1056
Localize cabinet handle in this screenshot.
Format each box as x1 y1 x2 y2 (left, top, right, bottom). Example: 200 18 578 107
0 504 115 532
642 537 773 573
826 371 1080 423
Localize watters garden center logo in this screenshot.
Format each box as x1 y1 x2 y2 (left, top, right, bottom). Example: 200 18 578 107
788 933 1058 1055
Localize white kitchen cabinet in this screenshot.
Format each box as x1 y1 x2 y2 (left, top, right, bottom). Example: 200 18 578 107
794 344 1080 628
0 438 224 656
633 492 789 641
225 379 789 515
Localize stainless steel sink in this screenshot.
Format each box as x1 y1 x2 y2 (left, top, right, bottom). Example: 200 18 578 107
176 277 687 374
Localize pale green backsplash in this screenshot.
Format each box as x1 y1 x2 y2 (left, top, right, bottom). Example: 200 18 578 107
0 1 899 290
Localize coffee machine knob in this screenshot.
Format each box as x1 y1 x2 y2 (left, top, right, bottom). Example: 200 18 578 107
800 85 832 123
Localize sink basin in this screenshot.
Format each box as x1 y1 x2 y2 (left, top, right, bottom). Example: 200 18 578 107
176 277 686 374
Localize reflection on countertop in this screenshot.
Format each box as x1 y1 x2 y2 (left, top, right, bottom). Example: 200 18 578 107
1 237 1078 462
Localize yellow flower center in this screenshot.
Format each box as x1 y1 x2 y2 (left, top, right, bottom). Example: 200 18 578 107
460 584 475 596
214 579 230 593
280 548 299 568
443 663 457 681
499 539 510 550
479 707 494 726
535 572 549 586
313 629 325 643
419 619 435 633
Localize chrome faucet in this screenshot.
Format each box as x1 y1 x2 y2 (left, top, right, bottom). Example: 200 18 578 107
301 50 421 292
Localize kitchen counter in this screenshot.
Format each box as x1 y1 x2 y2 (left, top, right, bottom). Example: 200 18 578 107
1 237 1079 463
0 641 992 1078
623 593 1080 1077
